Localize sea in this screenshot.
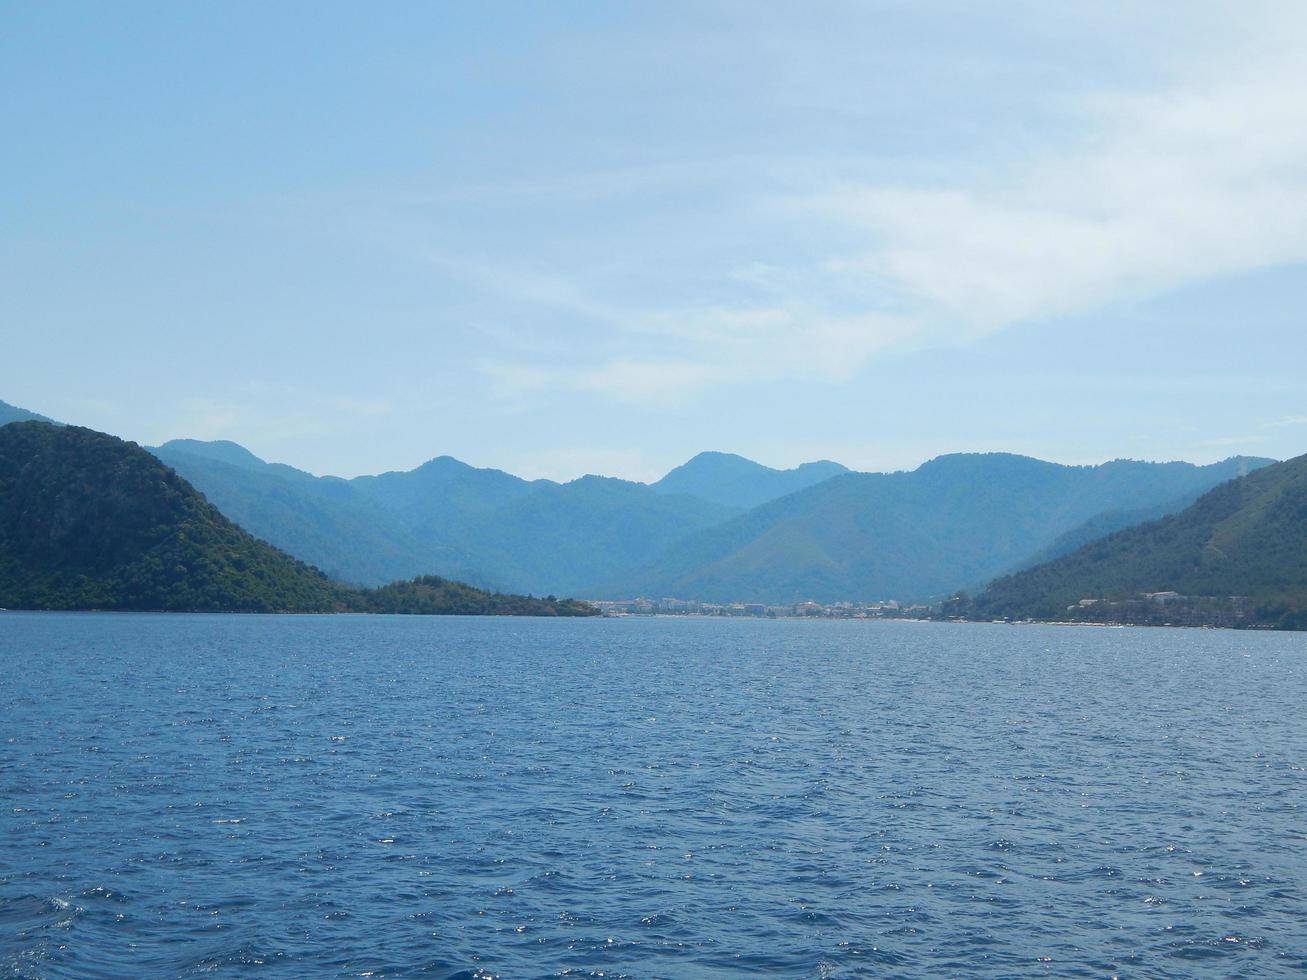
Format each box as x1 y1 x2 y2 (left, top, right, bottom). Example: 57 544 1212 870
2 612 1305 977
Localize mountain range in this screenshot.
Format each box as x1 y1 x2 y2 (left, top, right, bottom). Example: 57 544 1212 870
154 438 1269 601
0 422 593 616
151 439 738 593
0 399 1279 604
601 453 1269 602
971 452 1307 628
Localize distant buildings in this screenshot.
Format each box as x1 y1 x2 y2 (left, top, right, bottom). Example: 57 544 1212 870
1054 592 1256 628
1144 591 1184 605
586 596 911 618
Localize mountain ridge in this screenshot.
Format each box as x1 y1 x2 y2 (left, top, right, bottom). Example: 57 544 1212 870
153 438 737 593
1 398 1283 605
970 452 1307 628
650 450 849 509
596 453 1275 603
0 422 595 616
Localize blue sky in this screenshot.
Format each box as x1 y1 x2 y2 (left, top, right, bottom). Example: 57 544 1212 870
4 1 1306 480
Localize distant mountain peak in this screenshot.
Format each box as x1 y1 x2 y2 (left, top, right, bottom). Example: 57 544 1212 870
681 450 759 466
154 438 268 470
651 451 850 509
413 454 474 472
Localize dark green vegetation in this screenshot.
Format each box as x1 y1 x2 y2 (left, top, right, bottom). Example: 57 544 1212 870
151 441 464 588
154 440 735 593
650 451 848 509
601 454 1272 603
0 423 350 612
1015 488 1244 569
0 423 595 616
970 454 1307 629
361 576 594 616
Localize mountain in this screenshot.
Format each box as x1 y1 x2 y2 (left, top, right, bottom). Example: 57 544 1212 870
971 453 1307 628
0 399 61 428
147 433 1275 604
1014 485 1241 570
152 440 468 587
0 423 351 612
443 475 738 595
348 456 741 589
599 453 1275 603
350 454 533 524
152 438 270 470
153 440 736 593
650 451 848 509
0 423 596 616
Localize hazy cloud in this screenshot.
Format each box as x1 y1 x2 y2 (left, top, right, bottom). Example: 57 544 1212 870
466 3 1307 406
807 4 1307 337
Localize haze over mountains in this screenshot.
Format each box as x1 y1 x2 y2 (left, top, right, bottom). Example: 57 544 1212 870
153 436 1268 602
604 454 1269 603
0 399 1278 605
151 439 738 594
650 452 848 509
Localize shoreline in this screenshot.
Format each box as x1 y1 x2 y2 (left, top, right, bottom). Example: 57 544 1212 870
0 608 1297 631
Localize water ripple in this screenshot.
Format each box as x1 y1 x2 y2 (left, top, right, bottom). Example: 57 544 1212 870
2 613 1306 976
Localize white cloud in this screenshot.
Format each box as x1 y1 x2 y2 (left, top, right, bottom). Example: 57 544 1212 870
450 3 1307 408
807 5 1307 335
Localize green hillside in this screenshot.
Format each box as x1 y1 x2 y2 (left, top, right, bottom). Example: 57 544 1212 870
153 437 1271 604
453 475 739 595
155 440 736 594
1014 488 1229 570
599 453 1273 603
971 453 1307 628
0 423 351 612
153 443 484 587
0 423 596 616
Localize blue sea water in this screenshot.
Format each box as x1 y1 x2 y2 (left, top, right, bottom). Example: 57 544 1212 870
2 613 1306 978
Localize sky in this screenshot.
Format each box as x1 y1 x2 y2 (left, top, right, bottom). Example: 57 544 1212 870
4 1 1307 482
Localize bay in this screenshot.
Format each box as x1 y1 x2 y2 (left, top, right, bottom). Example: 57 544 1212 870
2 613 1305 977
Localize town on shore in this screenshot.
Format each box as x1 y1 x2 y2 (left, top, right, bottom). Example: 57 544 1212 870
588 597 927 618
592 589 1269 630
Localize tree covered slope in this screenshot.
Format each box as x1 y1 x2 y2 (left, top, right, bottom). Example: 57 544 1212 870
599 453 1273 603
0 423 596 616
155 440 736 594
152 442 481 588
0 423 351 612
972 453 1307 627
